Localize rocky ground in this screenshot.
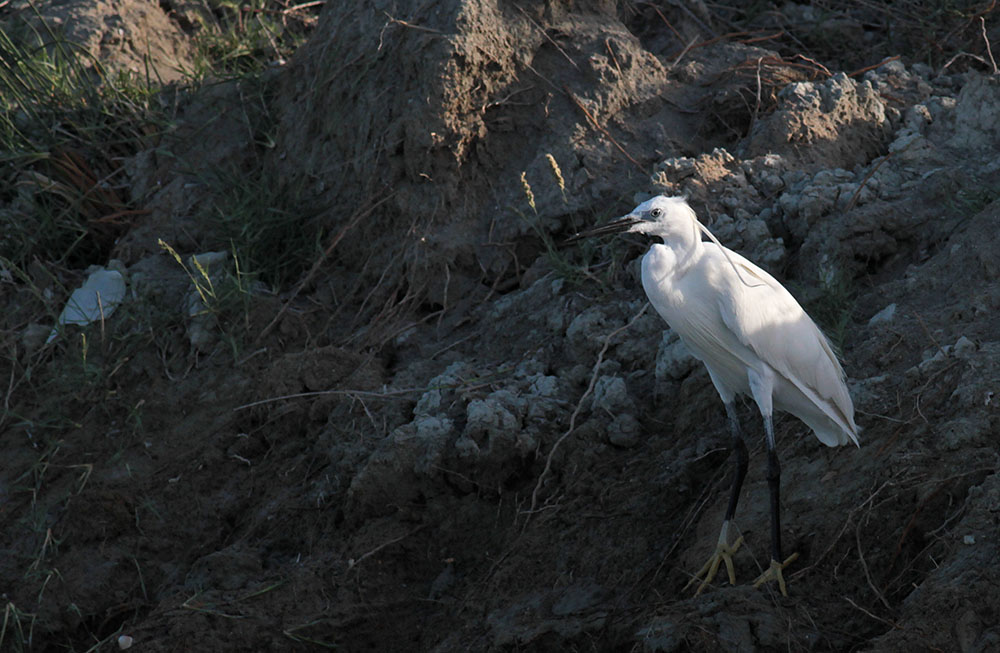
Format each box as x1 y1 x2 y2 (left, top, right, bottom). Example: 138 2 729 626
1 1 999 651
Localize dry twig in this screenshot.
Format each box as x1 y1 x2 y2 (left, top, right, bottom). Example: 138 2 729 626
523 304 649 523
844 596 902 630
982 16 998 73
644 2 683 44
564 86 644 171
856 523 891 609
845 145 905 213
382 12 442 34
848 55 901 78
516 4 579 70
790 476 894 580
253 192 397 346
347 526 424 571
669 36 700 72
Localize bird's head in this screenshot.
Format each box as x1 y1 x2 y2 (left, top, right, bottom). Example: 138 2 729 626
565 195 700 244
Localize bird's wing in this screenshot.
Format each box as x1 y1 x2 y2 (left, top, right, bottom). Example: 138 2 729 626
709 248 857 440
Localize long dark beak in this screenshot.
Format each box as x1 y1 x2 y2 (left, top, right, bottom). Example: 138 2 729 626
564 214 641 244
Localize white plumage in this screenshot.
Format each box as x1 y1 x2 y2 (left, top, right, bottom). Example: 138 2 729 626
570 195 859 596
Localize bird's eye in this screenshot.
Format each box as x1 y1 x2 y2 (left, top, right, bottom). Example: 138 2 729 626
650 208 662 218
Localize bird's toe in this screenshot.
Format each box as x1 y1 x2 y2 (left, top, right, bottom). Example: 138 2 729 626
751 552 799 597
684 534 744 595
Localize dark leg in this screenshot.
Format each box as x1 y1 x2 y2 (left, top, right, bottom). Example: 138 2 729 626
752 413 797 596
685 402 748 594
723 402 749 523
763 414 782 563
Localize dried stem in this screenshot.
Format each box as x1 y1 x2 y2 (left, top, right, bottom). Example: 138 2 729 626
564 86 645 171
254 192 397 346
523 304 649 523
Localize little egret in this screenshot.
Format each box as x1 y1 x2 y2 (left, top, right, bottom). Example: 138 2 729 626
568 195 859 596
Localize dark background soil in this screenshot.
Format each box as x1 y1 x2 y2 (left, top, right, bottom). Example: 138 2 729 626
1 1 999 651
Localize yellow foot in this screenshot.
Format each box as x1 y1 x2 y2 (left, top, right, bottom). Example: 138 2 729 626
685 522 744 596
751 553 800 596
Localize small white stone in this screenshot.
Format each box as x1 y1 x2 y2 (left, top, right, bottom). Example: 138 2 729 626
607 413 641 447
48 268 127 343
118 635 134 650
655 332 697 382
953 336 976 355
591 376 632 413
868 303 896 326
963 535 976 545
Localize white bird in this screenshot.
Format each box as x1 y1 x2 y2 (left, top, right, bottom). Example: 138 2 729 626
568 195 859 596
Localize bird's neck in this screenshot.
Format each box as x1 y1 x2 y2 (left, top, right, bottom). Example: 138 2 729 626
655 222 703 273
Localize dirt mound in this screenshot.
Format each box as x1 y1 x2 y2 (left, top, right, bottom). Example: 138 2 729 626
2 1 1000 651
263 1 673 312
11 0 195 82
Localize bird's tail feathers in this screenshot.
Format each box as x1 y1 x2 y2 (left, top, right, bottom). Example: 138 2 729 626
807 413 860 448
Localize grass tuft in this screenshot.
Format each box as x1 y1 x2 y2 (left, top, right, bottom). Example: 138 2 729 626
806 265 856 352
201 168 325 288
0 20 165 269
185 0 321 80
160 239 258 356
1 600 37 652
